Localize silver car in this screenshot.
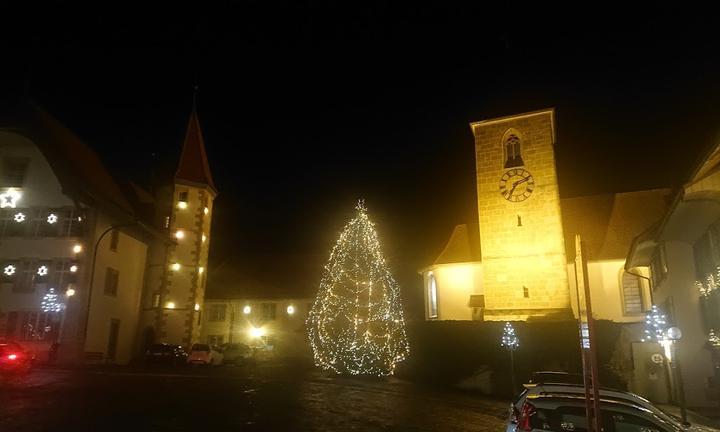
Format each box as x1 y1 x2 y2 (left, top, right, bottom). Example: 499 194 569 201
506 380 718 432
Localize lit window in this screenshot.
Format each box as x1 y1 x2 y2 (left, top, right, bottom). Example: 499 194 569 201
152 293 161 308
164 216 170 229
171 263 181 271
428 273 438 319
622 271 644 315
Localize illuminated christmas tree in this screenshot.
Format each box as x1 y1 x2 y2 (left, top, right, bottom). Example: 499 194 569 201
641 305 668 342
307 201 409 376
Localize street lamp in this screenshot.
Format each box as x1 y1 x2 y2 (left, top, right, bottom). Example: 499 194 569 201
666 326 688 424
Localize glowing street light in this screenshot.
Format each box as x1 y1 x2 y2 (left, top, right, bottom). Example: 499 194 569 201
243 305 252 315
249 327 264 338
287 305 295 315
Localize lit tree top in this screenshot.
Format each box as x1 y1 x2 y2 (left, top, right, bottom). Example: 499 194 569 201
501 321 519 350
307 201 409 376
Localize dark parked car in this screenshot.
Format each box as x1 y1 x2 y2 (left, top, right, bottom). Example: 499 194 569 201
144 343 188 366
0 340 34 376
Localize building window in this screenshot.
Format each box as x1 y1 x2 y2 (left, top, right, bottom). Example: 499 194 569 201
428 273 438 319
650 244 668 289
152 293 161 308
104 267 119 296
1 157 30 187
110 229 119 252
261 303 277 320
207 335 224 346
621 271 644 315
13 260 36 293
503 130 524 168
179 191 189 202
209 304 226 322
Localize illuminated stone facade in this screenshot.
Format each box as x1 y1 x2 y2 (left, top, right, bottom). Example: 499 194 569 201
140 109 216 348
421 109 670 324
472 109 570 321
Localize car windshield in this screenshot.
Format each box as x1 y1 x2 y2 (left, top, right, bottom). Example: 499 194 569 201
191 344 210 352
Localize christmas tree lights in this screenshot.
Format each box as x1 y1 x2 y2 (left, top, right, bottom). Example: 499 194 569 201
641 304 668 342
307 201 409 376
501 322 519 350
41 288 63 313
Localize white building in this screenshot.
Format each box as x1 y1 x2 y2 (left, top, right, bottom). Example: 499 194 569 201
201 268 312 359
0 102 216 364
626 140 720 408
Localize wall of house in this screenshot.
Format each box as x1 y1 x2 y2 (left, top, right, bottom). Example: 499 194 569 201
567 260 651 323
422 263 482 320
83 215 147 364
201 298 312 358
0 131 85 360
654 241 716 408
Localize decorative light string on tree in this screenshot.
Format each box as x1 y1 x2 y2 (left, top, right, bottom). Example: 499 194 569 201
501 322 519 350
307 200 410 376
641 304 668 342
41 287 64 313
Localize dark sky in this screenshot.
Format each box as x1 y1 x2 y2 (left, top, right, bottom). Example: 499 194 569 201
3 5 720 317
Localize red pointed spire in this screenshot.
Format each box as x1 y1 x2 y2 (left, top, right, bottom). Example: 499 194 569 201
175 107 217 195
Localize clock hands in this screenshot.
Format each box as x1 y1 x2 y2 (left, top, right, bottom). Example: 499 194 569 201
505 175 532 197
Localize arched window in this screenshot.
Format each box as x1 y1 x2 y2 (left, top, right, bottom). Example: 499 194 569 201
504 131 524 168
621 271 644 315
428 273 438 319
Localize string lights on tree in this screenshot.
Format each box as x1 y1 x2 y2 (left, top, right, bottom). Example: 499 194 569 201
41 288 64 313
641 305 668 342
307 200 409 376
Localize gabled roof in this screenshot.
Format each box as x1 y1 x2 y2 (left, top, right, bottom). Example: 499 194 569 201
561 189 672 261
432 224 481 265
175 109 216 194
0 103 135 217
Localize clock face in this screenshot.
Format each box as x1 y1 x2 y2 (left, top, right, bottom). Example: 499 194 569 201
499 168 535 202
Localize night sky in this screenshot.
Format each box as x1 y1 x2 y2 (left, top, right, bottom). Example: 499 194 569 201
3 5 720 317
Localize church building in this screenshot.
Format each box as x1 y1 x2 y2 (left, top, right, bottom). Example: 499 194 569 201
421 109 670 324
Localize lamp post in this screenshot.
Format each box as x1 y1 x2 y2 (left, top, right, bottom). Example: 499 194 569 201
667 326 687 424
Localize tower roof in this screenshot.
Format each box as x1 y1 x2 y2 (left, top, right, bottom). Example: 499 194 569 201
175 108 217 194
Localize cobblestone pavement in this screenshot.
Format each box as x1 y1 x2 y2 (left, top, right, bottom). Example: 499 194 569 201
0 363 508 431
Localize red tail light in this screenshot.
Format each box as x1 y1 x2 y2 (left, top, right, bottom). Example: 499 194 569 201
517 401 536 431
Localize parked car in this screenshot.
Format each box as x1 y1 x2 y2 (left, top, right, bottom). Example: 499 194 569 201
187 344 223 366
144 343 188 366
221 343 254 366
506 377 717 432
0 340 34 376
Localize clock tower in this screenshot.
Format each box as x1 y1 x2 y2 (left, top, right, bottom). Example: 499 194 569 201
472 109 571 321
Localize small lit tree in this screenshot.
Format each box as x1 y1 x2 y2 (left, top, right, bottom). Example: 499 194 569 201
641 305 668 343
501 322 519 393
307 201 409 376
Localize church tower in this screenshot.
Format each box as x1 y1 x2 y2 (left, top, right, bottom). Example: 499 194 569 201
142 107 217 347
471 109 570 321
